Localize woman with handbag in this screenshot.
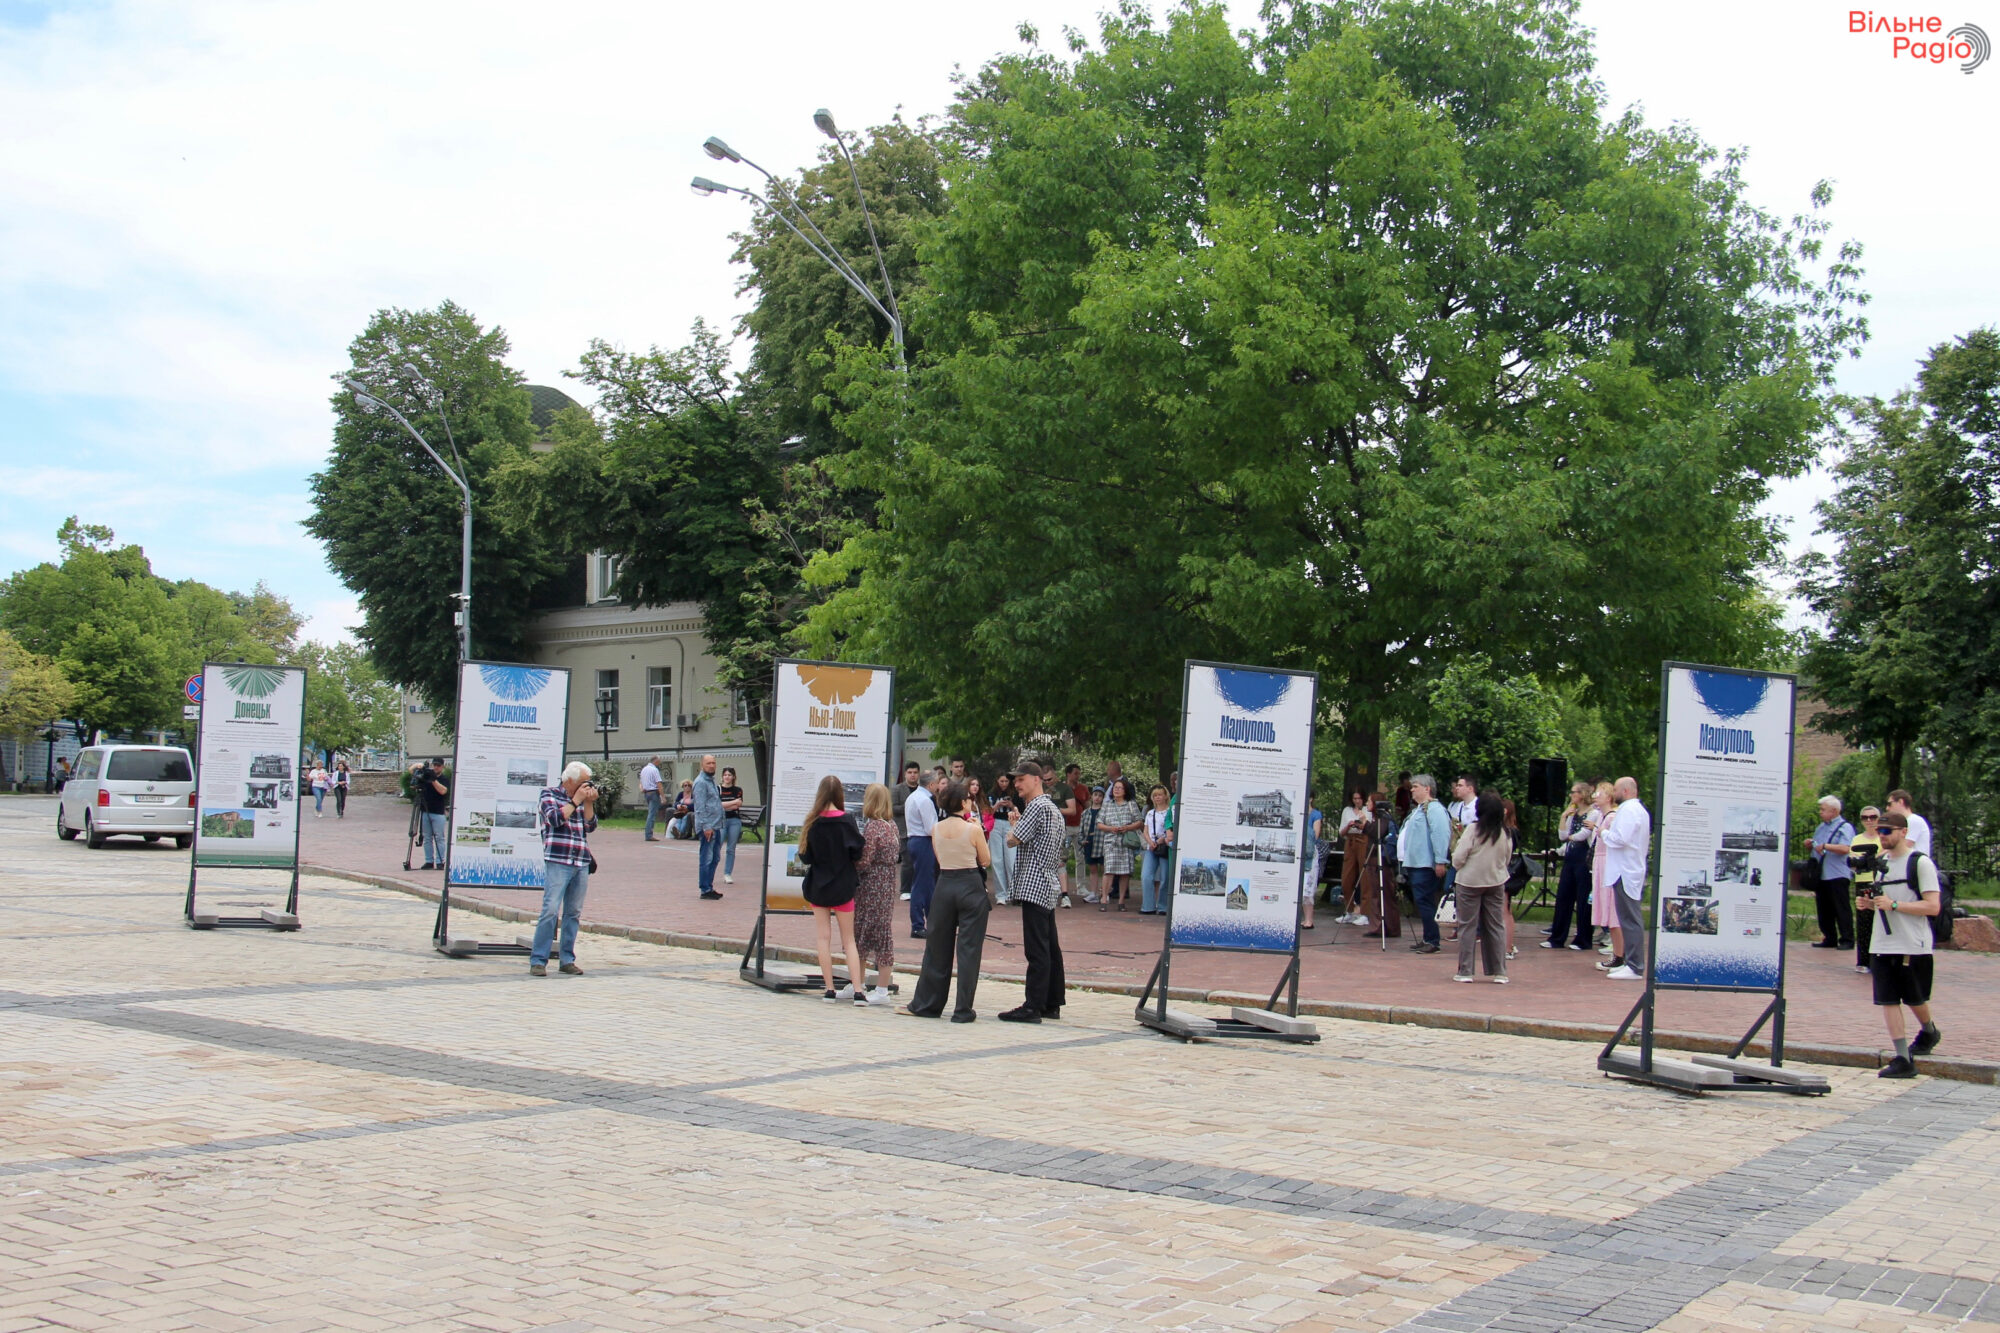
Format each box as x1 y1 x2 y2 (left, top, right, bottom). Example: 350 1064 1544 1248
1139 784 1173 913
1450 793 1512 982
1543 781 1596 951
988 773 1018 903
852 784 900 1004
1097 778 1144 911
796 775 869 1004
332 759 351 818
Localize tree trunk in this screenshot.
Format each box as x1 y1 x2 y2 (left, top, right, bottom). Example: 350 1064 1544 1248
1154 703 1178 788
1885 735 1905 794
1342 711 1381 803
748 695 771 806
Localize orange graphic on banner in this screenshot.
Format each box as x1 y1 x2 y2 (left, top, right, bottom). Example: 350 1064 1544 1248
797 664 874 706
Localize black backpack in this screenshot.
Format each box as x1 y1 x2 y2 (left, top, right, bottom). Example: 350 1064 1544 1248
1882 850 1953 945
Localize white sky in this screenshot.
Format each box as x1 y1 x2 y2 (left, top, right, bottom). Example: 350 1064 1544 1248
0 0 1993 644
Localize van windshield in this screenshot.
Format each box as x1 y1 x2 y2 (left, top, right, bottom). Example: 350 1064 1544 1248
105 751 194 783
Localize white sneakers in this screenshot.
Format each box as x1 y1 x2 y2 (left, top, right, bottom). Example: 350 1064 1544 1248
865 987 894 1006
724 874 733 885
1333 913 1371 926
1605 965 1641 980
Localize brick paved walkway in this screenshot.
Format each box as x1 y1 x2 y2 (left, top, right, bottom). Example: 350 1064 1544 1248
292 795 2000 1065
7 794 2000 1330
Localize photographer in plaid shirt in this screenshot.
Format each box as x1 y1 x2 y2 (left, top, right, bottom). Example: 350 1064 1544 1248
530 761 599 978
1000 761 1067 1022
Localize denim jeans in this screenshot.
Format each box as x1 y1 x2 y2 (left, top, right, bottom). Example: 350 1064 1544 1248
1407 865 1443 945
643 789 661 839
989 818 1012 901
907 835 937 931
422 813 447 866
723 817 743 875
312 787 326 813
697 829 722 893
532 859 589 965
1140 847 1170 913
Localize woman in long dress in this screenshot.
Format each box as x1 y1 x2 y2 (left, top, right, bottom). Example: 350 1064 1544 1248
1588 782 1618 957
1097 778 1143 911
852 784 900 1003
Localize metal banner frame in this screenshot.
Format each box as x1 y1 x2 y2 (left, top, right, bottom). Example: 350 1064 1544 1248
185 661 306 932
433 659 573 958
1137 659 1321 1043
740 657 897 992
1599 661 1827 1095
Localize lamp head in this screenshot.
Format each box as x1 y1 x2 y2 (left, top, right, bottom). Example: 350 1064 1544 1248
813 108 838 139
344 379 383 412
702 135 740 163
690 176 725 196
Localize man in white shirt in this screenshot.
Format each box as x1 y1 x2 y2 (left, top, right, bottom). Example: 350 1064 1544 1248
639 756 663 842
905 772 940 939
1886 789 1932 857
1599 776 1651 980
1858 811 1942 1077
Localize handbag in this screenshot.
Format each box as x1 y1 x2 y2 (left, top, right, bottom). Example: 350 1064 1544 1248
1121 829 1144 850
1433 894 1458 925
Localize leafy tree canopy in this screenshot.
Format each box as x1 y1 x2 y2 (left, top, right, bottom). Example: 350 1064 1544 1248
291 640 401 760
0 628 78 740
305 301 557 720
1400 654 1563 803
811 0 1865 786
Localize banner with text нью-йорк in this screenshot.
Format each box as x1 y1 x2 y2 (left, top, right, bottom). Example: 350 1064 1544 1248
194 662 308 868
1653 665 1797 990
446 662 572 889
763 660 895 912
1168 662 1318 953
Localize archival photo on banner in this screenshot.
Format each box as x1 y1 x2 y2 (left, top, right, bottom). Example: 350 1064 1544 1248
1653 664 1797 989
1169 662 1318 952
194 662 307 868
446 662 572 889
764 660 894 913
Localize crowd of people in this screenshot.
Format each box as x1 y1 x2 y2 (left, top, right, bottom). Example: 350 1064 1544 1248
487 747 1951 1077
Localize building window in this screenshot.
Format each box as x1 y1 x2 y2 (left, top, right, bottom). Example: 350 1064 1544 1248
595 669 620 732
592 552 622 603
732 689 751 727
647 667 672 729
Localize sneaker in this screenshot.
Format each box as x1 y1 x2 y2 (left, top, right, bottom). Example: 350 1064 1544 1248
1912 1024 1942 1056
835 984 858 1001
865 987 894 1006
853 989 869 1006
1414 942 1440 954
1599 944 1614 955
911 928 927 939
1597 957 1623 971
724 874 733 885
1566 943 1589 951
1060 895 1072 909
528 963 546 977
1492 975 1509 984
1539 926 1554 935
1606 965 1641 980
1855 964 1872 975
1538 940 1557 949
997 1006 1042 1023
559 962 583 975
1878 1055 1917 1079
901 892 911 901
822 989 838 1002
700 891 725 901
1351 916 1370 928
1453 974 1475 983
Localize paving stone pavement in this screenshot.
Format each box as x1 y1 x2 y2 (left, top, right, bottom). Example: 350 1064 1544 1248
4 796 2000 1331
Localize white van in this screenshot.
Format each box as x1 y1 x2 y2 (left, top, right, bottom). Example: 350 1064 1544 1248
57 745 197 849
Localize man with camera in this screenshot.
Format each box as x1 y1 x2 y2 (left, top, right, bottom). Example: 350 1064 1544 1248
1856 810 1943 1077
530 761 599 978
1397 775 1451 954
1808 796 1857 951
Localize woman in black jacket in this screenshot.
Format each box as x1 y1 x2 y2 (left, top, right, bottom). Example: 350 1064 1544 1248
799 774 869 1004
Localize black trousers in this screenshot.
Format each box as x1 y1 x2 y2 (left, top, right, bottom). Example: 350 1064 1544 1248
1549 849 1593 948
1815 873 1855 946
909 869 990 1018
1020 901 1067 1014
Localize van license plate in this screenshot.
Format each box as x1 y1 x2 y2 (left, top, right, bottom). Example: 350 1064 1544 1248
133 795 167 803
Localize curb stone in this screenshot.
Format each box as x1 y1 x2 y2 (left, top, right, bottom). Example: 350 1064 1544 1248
306 863 1999 1084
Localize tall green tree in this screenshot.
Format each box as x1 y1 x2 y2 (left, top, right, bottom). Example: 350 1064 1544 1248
0 628 78 740
812 0 1864 785
291 640 401 761
1402 656 1564 802
1799 327 1999 789
306 301 557 721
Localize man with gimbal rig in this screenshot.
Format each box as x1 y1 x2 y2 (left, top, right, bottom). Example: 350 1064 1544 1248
1858 811 1943 1078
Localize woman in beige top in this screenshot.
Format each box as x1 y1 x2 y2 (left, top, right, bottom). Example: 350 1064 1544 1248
904 782 993 1022
1450 792 1511 983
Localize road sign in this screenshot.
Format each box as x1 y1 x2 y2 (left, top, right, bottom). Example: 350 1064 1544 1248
184 675 203 704
183 704 201 719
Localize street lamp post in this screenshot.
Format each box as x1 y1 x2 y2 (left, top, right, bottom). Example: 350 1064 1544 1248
345 380 474 661
596 689 614 772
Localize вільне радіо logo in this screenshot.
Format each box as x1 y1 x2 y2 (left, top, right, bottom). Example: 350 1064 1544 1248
1849 11 1989 70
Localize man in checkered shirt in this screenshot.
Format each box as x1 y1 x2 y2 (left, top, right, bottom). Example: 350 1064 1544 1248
530 761 599 978
1001 761 1066 1022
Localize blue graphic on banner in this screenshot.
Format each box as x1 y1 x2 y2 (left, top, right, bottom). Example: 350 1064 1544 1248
1690 671 1769 720
1653 940 1780 991
1171 914 1298 952
1212 668 1291 713
479 665 553 701
449 855 547 888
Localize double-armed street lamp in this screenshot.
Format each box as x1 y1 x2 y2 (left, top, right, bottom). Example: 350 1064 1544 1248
344 379 474 662
692 111 905 371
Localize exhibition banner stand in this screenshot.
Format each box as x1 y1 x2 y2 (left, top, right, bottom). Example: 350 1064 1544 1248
1599 662 1828 1095
434 661 572 957
741 658 896 992
184 661 307 931
1137 661 1321 1044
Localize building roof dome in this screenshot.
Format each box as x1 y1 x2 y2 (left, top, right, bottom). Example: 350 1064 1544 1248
525 384 583 432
